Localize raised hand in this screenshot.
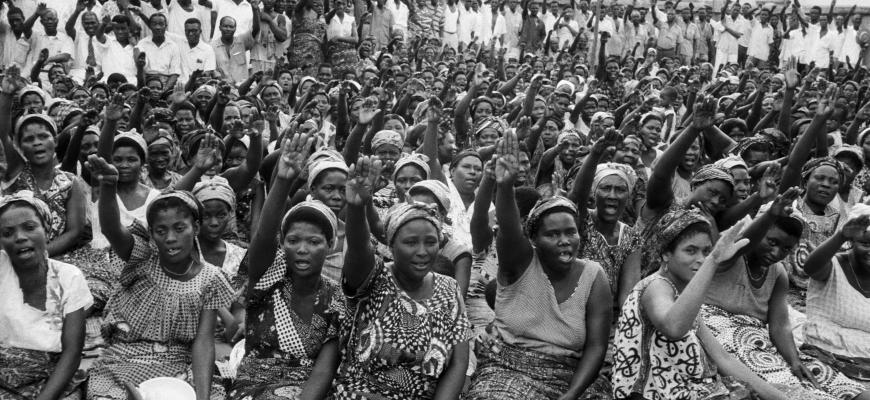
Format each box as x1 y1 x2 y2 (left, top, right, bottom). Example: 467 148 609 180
264 105 280 123
711 218 751 263
593 128 622 153
784 57 799 89
346 155 382 206
494 129 520 185
276 132 314 181
842 214 870 241
192 132 221 171
37 48 49 64
358 96 380 124
758 162 782 201
135 50 147 69
768 186 800 218
817 86 840 117
0 65 26 94
105 93 126 121
691 94 717 129
85 155 119 186
426 97 443 124
216 83 232 105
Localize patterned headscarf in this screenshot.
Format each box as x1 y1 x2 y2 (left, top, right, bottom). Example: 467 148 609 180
371 129 404 151
524 196 578 237
449 149 482 170
653 208 711 264
144 107 174 128
384 202 443 245
181 129 226 164
801 157 846 189
593 163 638 195
474 116 509 138
713 155 748 171
307 160 349 191
409 180 451 213
557 129 582 146
393 153 431 181
15 114 58 142
690 164 735 190
0 190 52 230
280 200 338 242
193 176 236 211
192 85 217 100
146 190 203 224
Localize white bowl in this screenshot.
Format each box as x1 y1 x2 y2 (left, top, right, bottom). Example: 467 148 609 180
138 377 196 400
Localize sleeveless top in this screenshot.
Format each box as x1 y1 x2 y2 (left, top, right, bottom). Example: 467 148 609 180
804 254 870 359
492 249 604 359
705 257 786 322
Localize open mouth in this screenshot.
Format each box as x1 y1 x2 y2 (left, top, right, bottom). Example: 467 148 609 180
293 260 312 271
16 247 35 258
557 250 573 263
165 248 182 257
410 261 430 271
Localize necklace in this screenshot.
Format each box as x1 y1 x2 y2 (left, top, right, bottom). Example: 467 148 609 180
746 264 767 282
162 259 195 278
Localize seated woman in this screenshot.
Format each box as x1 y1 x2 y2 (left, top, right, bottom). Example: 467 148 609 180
0 192 92 399
702 188 870 399
612 210 791 400
85 156 234 400
800 206 870 387
228 134 343 400
465 130 612 400
334 155 471 399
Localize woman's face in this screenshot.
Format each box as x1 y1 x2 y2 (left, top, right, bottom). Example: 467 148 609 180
532 100 547 120
394 165 424 201
804 165 840 207
92 88 108 107
200 199 231 242
542 120 560 148
111 146 143 183
691 179 732 215
147 143 172 172
761 97 774 114
533 211 580 272
312 170 347 214
374 144 401 174
843 84 857 100
312 94 330 116
640 119 662 148
21 94 44 114
384 118 405 135
614 139 641 166
664 231 712 284
0 205 47 269
680 140 701 171
18 123 56 166
476 127 499 148
595 175 629 222
451 156 482 195
282 221 330 278
473 102 493 121
79 133 99 162
728 125 746 141
175 109 196 134
150 207 198 265
439 132 457 163
278 73 293 92
731 167 751 201
262 86 281 105
391 219 440 284
195 91 213 109
454 73 467 88
349 99 362 122
224 144 247 170
559 136 582 166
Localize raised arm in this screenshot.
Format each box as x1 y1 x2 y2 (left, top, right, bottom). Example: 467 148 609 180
494 129 534 285
779 87 836 191
471 159 495 254
222 128 264 192
804 215 870 282
779 57 799 136
97 94 125 160
0 66 27 181
88 155 134 260
419 99 446 184
247 133 313 290
343 156 382 293
567 129 621 222
65 1 85 39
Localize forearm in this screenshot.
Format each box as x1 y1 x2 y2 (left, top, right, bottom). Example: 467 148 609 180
342 123 367 163
562 344 607 399
844 116 866 145
665 257 718 335
60 130 84 173
192 336 215 400
97 119 118 160
803 232 845 278
648 126 701 209
471 176 495 252
567 146 605 205
209 103 226 132
779 88 794 137
454 256 471 298
343 203 375 291
781 113 826 190
432 342 469 400
717 193 762 230
36 350 81 400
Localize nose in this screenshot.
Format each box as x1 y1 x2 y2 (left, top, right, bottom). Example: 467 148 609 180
14 229 28 243
165 230 179 244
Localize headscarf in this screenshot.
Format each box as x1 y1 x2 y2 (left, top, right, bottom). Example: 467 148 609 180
146 190 203 224
15 114 58 142
307 160 349 190
181 129 226 163
653 208 711 264
0 190 52 230
557 129 582 146
408 180 451 212
17 85 48 107
50 102 82 130
192 85 217 100
591 111 614 125
144 107 174 128
193 176 236 211
114 130 148 160
384 202 443 245
801 157 846 188
734 135 773 158
690 164 735 190
524 196 578 237
449 149 482 170
280 200 338 241
393 153 431 181
258 81 283 100
371 129 404 152
593 163 638 196
474 116 509 138
833 144 865 167
713 155 748 171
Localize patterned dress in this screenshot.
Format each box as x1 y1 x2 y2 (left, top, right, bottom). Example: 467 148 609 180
334 261 472 399
578 212 635 298
87 223 235 400
784 199 844 310
288 15 325 69
228 250 344 400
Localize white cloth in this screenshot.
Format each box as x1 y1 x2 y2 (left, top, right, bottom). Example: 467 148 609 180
89 189 160 250
179 38 217 83
457 6 479 45
95 34 137 85
746 20 773 60
385 0 409 34
811 29 836 69
0 253 93 353
842 27 862 65
326 14 355 40
136 36 184 76
0 6 30 68
167 0 212 43
70 34 103 84
804 256 870 359
26 32 74 72
211 0 254 39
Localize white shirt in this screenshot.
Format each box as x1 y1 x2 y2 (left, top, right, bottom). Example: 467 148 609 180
167 1 212 43
136 36 183 76
326 14 355 40
558 19 580 48
96 34 137 85
746 20 773 60
26 31 74 72
711 16 739 55
0 7 29 68
502 7 522 47
812 29 836 69
543 12 558 33
385 0 409 34
179 39 217 83
779 28 806 66
212 0 254 39
734 15 752 47
70 33 103 84
842 27 862 65
457 6 479 44
477 3 493 44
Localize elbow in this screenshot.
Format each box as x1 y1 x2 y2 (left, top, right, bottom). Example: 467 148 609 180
659 322 692 341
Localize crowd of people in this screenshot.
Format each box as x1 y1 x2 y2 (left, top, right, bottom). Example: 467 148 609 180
1 0 870 398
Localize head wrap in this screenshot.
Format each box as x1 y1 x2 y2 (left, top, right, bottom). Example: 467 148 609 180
524 196 578 237
408 180 451 212
371 129 404 152
51 102 82 130
114 130 148 159
654 207 711 261
474 116 510 138
713 155 748 171
393 153 431 181
259 81 283 99
147 128 176 149
307 160 349 191
593 163 638 195
144 107 174 128
801 157 846 189
449 149 482 170
18 85 48 107
192 85 217 99
146 190 202 224
15 114 58 142
690 164 735 190
591 111 614 124
557 129 582 145
384 202 443 245
720 118 748 136
193 176 236 210
833 144 865 167
181 129 225 164
280 200 338 242
623 134 643 148
734 135 773 158
0 190 52 230
555 80 576 95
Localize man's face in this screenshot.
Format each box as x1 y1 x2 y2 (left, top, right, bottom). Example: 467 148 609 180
667 9 675 22
8 13 23 32
759 10 769 24
318 66 332 81
528 0 540 13
697 8 707 20
741 3 752 16
40 10 58 33
810 7 820 22
82 12 99 35
150 15 167 36
185 22 201 45
113 21 130 41
219 17 236 38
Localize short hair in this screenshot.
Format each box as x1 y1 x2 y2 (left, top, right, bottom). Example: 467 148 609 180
6 6 24 18
184 18 202 27
771 216 803 238
220 16 236 25
148 13 167 25
112 15 130 25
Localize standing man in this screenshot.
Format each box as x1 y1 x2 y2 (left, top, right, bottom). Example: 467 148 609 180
735 1 755 66
652 0 682 62
179 18 216 84
0 5 32 68
66 3 103 84
211 0 255 38
678 5 699 65
211 12 259 84
746 7 774 68
25 7 73 73
96 15 138 85
136 13 183 90
711 0 742 71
